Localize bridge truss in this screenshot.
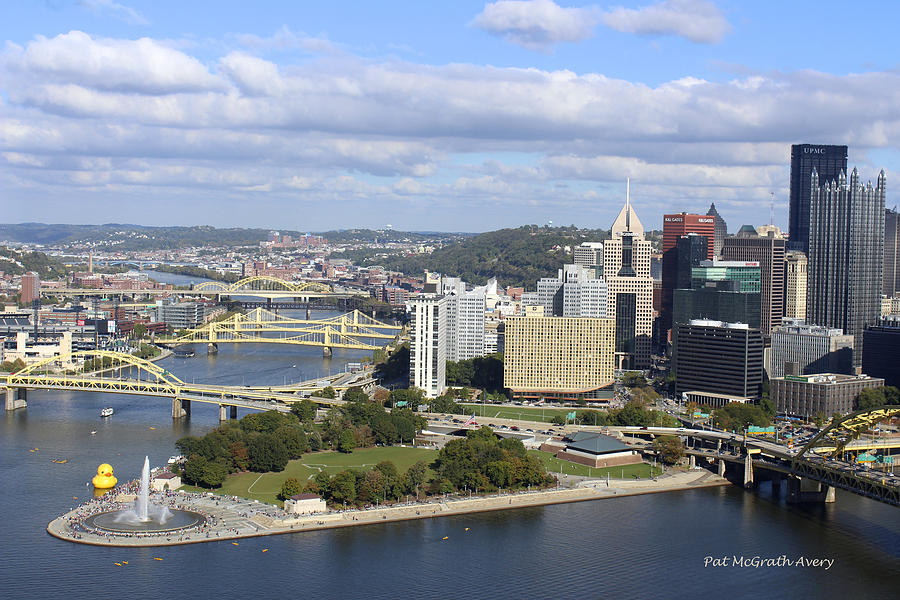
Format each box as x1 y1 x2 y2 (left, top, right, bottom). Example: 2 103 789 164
2 350 346 411
157 308 401 350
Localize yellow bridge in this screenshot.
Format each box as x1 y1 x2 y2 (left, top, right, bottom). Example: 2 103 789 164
41 275 363 301
2 350 356 420
156 307 402 351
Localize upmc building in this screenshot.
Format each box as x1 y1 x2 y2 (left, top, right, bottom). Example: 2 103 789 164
789 144 848 253
660 213 717 343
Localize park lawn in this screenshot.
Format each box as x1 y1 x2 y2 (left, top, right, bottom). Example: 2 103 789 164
528 450 663 479
184 446 439 506
459 404 575 423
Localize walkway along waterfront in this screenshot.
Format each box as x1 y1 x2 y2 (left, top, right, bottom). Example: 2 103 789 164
48 469 727 547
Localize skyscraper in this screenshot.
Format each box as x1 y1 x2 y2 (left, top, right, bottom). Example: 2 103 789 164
603 183 653 369
807 168 885 366
20 272 40 305
722 226 786 335
885 208 899 296
536 264 607 319
706 203 728 257
573 242 604 279
660 213 715 342
788 144 848 253
784 251 808 321
408 295 448 397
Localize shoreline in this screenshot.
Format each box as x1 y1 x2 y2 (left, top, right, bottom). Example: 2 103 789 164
47 469 729 547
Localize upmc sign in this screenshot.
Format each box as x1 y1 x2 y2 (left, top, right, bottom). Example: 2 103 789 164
803 147 827 154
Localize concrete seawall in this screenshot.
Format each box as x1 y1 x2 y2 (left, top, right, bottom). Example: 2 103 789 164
48 470 727 548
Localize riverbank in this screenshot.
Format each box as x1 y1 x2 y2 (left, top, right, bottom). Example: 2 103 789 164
47 469 728 547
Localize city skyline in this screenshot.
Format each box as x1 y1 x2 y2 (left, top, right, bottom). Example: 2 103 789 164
3 1 900 233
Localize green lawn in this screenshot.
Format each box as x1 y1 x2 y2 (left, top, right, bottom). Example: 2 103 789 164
459 404 575 424
527 450 663 479
184 446 439 506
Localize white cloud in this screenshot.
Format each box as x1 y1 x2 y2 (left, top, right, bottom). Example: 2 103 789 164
4 30 900 230
472 0 599 51
79 0 148 25
2 31 223 94
602 0 731 44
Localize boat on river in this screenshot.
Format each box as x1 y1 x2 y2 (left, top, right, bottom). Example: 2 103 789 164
100 407 114 418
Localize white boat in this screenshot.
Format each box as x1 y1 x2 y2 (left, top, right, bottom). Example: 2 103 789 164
100 407 114 417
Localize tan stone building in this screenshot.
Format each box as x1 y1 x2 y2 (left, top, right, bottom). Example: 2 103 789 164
504 314 614 401
602 185 654 369
784 251 807 320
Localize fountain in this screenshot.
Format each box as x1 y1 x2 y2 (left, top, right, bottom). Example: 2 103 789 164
82 456 206 534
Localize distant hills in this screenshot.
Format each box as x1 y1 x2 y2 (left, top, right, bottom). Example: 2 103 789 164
358 226 610 288
0 223 463 250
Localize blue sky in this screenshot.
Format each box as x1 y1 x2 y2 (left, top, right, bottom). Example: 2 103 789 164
2 1 899 233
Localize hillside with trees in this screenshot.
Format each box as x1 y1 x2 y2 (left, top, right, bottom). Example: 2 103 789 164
0 246 69 278
357 226 609 288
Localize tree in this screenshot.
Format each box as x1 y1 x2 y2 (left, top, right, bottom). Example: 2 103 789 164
276 425 309 458
551 415 566 426
247 433 290 472
330 470 357 504
338 428 356 453
200 460 228 488
358 469 387 505
712 402 770 431
183 454 208 486
652 435 684 465
856 388 887 410
131 323 147 339
760 398 776 419
279 477 303 501
312 386 336 399
405 460 428 495
430 395 462 414
342 386 368 403
290 399 317 423
621 371 649 388
388 387 425 410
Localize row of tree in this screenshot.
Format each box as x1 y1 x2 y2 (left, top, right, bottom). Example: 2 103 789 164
445 354 505 392
576 401 680 427
282 460 430 506
176 387 429 488
177 411 314 487
430 428 553 493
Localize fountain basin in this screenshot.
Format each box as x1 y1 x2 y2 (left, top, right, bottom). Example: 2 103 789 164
83 509 206 534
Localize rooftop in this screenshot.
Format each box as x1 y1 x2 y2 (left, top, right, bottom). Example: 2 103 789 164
564 431 631 455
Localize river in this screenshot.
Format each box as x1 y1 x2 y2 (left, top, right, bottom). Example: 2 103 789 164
2 281 898 598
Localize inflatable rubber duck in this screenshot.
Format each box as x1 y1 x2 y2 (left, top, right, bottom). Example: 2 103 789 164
92 463 117 489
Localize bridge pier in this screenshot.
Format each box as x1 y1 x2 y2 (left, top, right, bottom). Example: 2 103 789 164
5 387 27 411
207 342 218 354
172 397 190 419
718 459 726 477
219 404 239 421
716 439 721 452
689 455 695 469
786 476 836 504
743 454 754 488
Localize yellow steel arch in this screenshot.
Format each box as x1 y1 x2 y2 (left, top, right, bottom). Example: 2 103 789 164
10 350 185 387
795 405 900 460
193 276 332 294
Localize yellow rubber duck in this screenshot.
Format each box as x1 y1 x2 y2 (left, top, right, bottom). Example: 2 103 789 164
92 463 118 489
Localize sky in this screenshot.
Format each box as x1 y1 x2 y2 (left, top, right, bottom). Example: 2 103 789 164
2 0 900 233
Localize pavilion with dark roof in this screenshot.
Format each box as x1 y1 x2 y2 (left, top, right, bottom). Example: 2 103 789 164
541 431 642 468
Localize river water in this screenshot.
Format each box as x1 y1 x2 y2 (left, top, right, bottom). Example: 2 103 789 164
2 273 898 598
